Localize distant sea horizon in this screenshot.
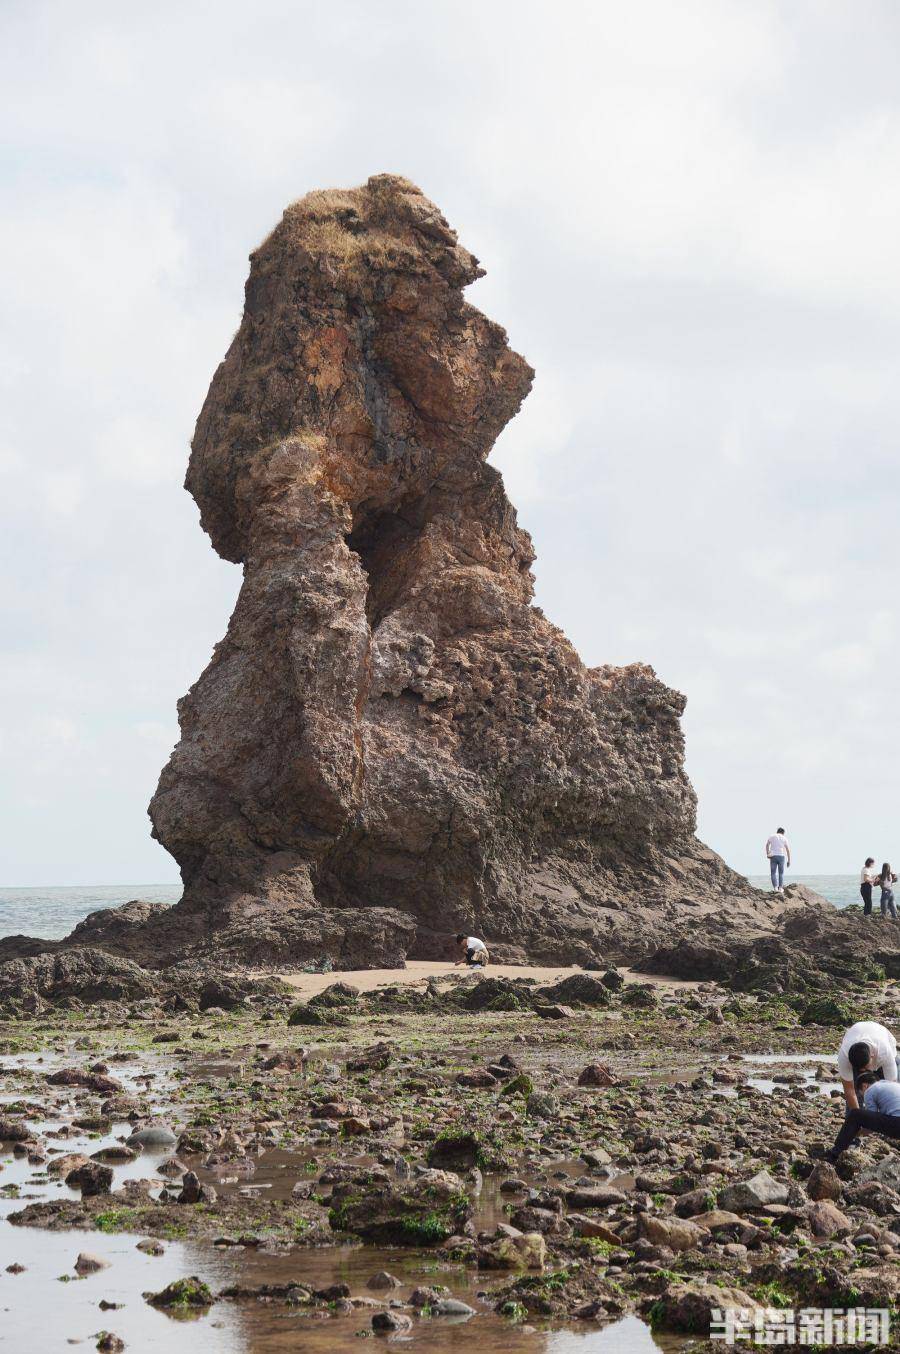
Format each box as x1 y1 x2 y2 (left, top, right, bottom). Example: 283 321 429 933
0 875 861 942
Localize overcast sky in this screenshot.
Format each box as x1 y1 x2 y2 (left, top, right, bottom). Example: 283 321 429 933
2 0 899 886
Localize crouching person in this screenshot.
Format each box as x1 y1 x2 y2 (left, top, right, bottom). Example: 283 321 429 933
454 933 489 968
826 1071 900 1161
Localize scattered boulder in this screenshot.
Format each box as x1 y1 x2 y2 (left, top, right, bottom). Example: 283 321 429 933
477 1228 547 1270
539 974 611 1006
718 1170 788 1212
0 1117 33 1143
0 947 158 1006
75 1252 111 1275
807 1200 852 1239
427 1133 482 1170
128 1125 177 1149
565 1184 628 1209
525 1091 558 1120
92 1145 138 1164
372 1311 412 1334
639 1215 710 1253
329 1169 470 1245
48 1152 90 1178
65 1162 113 1197
456 1068 497 1089
96 1335 126 1353
648 1281 763 1333
308 982 360 1008
177 1171 217 1206
47 1067 123 1093
367 1271 401 1291
806 1161 843 1202
799 995 853 1026
145 1277 215 1309
577 1063 617 1088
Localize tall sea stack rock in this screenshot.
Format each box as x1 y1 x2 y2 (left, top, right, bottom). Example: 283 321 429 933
145 175 775 966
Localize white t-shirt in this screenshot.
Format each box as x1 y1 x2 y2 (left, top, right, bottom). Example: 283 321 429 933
465 936 487 953
836 1021 898 1082
766 834 789 857
861 866 879 885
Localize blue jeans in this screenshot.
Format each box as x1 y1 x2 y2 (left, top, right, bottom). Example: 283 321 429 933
769 854 786 888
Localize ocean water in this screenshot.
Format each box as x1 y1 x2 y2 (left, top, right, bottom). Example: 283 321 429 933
0 876 856 942
0 884 181 940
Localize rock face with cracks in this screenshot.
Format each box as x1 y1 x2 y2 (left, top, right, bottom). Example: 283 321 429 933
56 174 819 971
136 173 810 966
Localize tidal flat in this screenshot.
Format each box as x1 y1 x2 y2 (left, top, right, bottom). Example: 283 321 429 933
2 970 900 1352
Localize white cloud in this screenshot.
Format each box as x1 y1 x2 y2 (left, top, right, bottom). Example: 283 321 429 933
1 0 900 882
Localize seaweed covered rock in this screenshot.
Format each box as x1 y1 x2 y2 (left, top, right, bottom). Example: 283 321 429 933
641 901 899 994
0 948 159 1008
537 973 611 1006
328 1167 470 1245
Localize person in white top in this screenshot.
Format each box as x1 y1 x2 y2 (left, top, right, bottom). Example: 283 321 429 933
859 858 878 916
836 1020 899 1109
454 933 489 968
764 828 791 893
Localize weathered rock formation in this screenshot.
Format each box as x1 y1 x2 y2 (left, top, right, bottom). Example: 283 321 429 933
123 172 796 966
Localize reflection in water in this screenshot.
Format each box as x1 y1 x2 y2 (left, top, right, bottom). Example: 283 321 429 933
0 1050 682 1352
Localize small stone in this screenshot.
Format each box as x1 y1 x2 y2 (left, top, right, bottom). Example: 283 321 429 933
177 1171 217 1205
434 1298 475 1316
577 1063 617 1088
567 1215 620 1243
156 1158 186 1179
367 1271 402 1290
66 1162 113 1197
718 1170 788 1212
806 1161 842 1202
455 1069 497 1089
91 1146 138 1164
0 1117 33 1142
372 1310 413 1333
145 1277 214 1309
525 1091 558 1120
808 1200 852 1239
640 1215 709 1253
127 1125 176 1149
75 1253 111 1275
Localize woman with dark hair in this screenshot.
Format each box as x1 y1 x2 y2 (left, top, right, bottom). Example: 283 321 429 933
879 863 898 920
826 1071 900 1161
860 858 878 915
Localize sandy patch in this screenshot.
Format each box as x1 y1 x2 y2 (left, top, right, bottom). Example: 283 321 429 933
277 960 700 1001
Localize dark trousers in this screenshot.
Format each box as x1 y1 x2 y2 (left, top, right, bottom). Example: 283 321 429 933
830 1106 900 1158
861 882 873 914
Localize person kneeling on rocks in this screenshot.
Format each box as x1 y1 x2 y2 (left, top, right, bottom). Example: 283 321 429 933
826 1071 900 1162
454 934 489 968
836 1020 899 1109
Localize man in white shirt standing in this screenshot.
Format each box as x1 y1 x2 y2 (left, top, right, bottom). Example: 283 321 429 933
765 827 791 893
836 1019 899 1109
